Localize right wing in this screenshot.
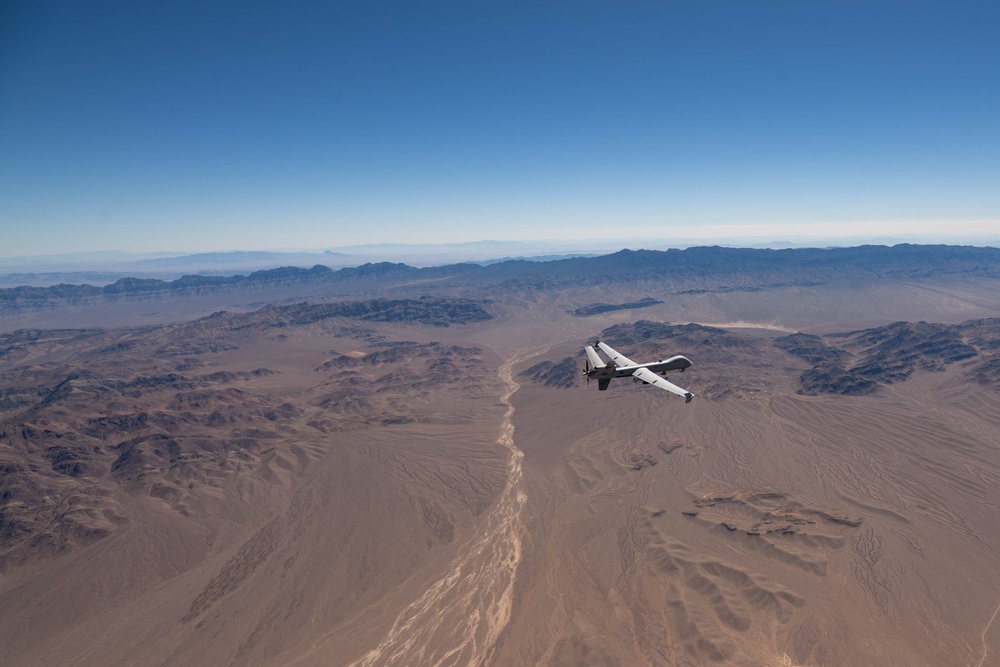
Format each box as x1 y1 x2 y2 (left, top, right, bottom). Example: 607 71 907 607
632 367 694 403
596 342 637 367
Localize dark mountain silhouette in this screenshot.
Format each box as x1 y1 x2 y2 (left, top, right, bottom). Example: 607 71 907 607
775 319 1000 395
572 297 663 317
3 245 999 317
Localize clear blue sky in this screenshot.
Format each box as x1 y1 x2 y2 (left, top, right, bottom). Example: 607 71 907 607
2 1 998 256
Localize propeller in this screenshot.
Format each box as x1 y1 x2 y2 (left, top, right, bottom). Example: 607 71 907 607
583 358 590 386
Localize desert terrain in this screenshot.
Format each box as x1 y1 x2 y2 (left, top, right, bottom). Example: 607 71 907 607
3 247 1000 666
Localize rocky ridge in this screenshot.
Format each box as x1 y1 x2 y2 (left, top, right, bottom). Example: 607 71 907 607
4 245 1000 319
572 297 662 317
0 298 496 569
518 318 1000 399
776 319 1000 395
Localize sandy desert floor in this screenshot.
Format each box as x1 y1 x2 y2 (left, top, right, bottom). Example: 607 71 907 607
3 287 1000 666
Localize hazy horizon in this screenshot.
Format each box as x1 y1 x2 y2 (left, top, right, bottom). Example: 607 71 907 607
5 232 1000 260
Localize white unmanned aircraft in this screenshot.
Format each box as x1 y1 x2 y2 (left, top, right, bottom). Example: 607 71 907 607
583 341 694 403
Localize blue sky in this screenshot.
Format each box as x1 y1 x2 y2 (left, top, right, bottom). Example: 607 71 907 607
1 1 998 256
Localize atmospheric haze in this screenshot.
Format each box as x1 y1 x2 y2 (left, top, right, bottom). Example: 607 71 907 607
2 246 1000 666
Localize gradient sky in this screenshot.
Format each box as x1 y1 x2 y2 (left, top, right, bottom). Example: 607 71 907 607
2 1 998 256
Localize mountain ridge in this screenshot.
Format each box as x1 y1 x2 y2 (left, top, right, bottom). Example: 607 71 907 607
3 244 999 310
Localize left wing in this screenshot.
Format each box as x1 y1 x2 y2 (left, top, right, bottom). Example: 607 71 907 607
584 345 605 369
632 367 694 403
596 342 637 367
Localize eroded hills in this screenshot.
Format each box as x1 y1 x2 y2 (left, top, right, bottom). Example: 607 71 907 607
3 246 1000 666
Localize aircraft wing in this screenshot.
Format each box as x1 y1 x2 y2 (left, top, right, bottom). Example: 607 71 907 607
584 345 604 369
596 342 637 367
632 367 695 403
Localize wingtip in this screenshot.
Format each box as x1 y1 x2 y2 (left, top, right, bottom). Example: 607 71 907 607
684 392 694 404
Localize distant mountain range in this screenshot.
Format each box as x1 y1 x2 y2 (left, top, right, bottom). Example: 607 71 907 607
3 244 1000 307
0 242 610 286
3 244 1000 335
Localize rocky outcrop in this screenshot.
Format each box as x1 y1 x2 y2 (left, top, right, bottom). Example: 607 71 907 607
283 298 492 327
519 357 579 388
798 364 878 396
836 321 978 380
777 319 1000 395
773 333 852 365
572 297 662 317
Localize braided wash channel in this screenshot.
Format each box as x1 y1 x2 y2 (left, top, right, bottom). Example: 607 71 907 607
352 353 528 667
